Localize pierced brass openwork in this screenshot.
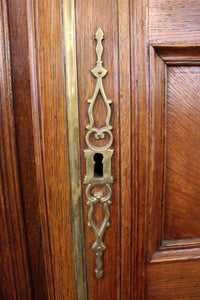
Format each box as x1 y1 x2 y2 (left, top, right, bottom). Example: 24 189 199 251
84 27 114 279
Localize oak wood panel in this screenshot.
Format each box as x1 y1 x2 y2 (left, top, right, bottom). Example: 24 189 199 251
165 65 200 240
27 0 77 298
147 260 200 299
7 0 48 298
0 0 32 298
76 2 121 299
149 0 200 44
147 47 200 263
146 44 200 296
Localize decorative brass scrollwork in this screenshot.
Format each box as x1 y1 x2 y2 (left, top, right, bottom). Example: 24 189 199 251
84 27 114 279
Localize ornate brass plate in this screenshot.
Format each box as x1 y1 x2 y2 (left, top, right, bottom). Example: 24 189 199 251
84 27 114 279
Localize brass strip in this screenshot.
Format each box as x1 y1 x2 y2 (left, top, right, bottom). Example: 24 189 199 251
63 1 87 299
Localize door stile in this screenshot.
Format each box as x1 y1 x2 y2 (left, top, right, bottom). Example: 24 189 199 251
130 0 150 298
117 0 132 299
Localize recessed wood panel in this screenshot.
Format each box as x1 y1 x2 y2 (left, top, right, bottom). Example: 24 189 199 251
148 46 200 262
164 66 200 240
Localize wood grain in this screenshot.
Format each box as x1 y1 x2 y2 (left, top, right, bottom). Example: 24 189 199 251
151 247 200 263
147 47 200 261
165 65 200 240
118 0 132 299
7 0 47 298
0 0 32 298
0 156 17 300
130 0 149 298
148 46 165 260
146 41 200 300
149 0 200 44
27 0 77 298
76 2 120 299
147 260 200 299
3 0 199 298
154 46 200 65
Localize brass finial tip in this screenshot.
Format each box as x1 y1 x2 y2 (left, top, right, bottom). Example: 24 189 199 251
95 27 104 40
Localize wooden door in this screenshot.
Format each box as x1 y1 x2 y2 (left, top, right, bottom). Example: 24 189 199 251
1 0 200 299
74 0 200 299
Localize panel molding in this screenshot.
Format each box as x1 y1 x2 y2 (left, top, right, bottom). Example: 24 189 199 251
148 45 166 260
150 238 200 263
161 238 200 250
154 45 200 64
151 248 200 263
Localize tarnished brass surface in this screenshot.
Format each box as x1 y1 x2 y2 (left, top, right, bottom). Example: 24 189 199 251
63 0 87 299
84 28 114 279
84 149 114 185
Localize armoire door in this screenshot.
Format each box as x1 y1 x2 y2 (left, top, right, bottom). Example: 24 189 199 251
29 0 200 299
2 0 200 299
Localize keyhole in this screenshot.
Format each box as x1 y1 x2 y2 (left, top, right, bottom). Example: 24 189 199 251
94 153 103 178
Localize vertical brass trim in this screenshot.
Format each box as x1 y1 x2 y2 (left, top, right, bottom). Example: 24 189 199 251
63 1 87 299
